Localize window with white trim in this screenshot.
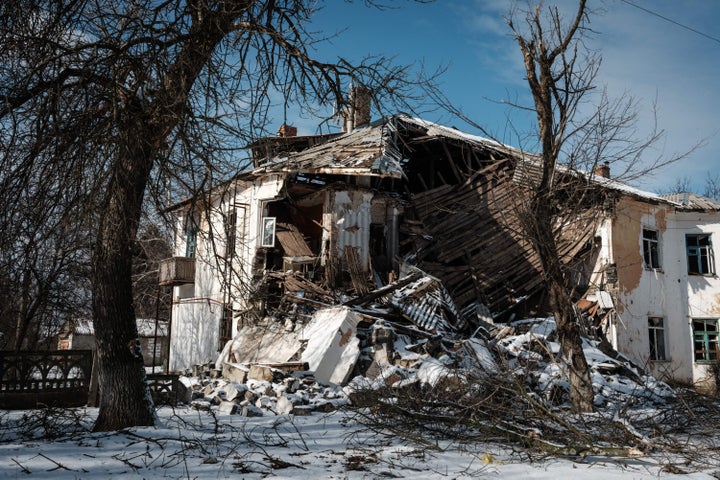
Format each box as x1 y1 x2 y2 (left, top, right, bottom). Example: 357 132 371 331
642 228 661 269
648 317 667 361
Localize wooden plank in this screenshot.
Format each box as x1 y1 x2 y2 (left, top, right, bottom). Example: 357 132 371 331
344 246 370 296
275 222 314 257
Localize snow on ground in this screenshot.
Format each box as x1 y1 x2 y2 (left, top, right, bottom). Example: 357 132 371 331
2 316 718 479
0 406 716 480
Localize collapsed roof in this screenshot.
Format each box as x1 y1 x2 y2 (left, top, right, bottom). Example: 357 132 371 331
243 114 609 323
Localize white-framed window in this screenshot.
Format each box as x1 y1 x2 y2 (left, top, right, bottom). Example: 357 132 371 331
260 216 276 248
648 316 667 361
642 228 661 269
686 233 715 275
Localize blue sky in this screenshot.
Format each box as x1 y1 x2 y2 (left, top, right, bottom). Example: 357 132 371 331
291 0 720 194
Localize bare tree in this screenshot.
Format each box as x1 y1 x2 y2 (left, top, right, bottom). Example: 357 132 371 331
0 0 421 431
704 174 720 200
132 220 172 321
506 0 596 412
504 1 686 412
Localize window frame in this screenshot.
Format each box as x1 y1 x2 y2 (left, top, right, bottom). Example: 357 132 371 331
692 318 719 363
224 207 237 259
260 216 276 248
648 316 668 361
642 228 661 270
185 218 198 258
686 233 715 275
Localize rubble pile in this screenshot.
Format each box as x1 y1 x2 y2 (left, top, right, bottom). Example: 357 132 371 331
179 305 675 418
180 362 350 417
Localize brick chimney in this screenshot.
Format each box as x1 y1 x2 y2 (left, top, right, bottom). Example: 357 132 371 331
342 85 371 132
593 161 610 178
277 124 297 138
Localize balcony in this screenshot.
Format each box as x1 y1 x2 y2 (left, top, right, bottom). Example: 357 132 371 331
158 257 195 286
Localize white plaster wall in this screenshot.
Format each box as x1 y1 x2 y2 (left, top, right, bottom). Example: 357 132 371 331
611 201 720 387
168 299 223 371
168 176 284 372
672 212 720 389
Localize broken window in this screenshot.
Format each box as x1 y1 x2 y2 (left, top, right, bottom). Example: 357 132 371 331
648 316 667 361
693 318 719 362
642 228 660 269
686 234 715 275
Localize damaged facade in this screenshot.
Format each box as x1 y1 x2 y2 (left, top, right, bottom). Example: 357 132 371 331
160 113 720 392
592 191 720 391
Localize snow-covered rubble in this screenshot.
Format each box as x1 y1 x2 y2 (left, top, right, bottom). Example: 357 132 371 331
184 313 675 419
181 364 350 417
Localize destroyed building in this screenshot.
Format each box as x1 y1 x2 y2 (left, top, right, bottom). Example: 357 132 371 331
159 113 720 393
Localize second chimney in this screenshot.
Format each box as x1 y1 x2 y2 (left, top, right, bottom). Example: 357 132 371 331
593 161 610 178
277 124 297 138
343 86 371 132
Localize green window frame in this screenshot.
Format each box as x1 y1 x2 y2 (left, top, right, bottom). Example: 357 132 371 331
693 318 719 362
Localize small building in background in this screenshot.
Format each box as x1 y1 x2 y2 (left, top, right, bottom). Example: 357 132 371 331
56 318 169 369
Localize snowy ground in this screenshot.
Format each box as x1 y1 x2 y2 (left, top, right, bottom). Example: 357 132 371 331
1 405 717 479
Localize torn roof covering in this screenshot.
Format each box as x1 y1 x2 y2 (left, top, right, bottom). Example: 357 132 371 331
659 192 720 211
389 271 467 334
242 115 685 205
247 119 401 178
242 114 519 181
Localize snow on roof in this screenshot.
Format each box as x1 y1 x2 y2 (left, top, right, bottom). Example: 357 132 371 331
247 119 401 178
68 318 168 337
399 115 518 155
590 174 676 204
660 192 720 211
71 318 95 336
243 114 522 181
136 318 169 337
251 115 677 205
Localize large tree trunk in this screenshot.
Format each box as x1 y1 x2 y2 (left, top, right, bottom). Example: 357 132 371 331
92 120 156 431
89 3 244 431
547 279 594 412
532 201 594 413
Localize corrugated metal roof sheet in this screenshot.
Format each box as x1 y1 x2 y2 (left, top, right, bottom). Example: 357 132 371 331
660 192 720 211
390 273 466 333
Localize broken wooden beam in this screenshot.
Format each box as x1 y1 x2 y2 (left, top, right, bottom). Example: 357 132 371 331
343 271 424 307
